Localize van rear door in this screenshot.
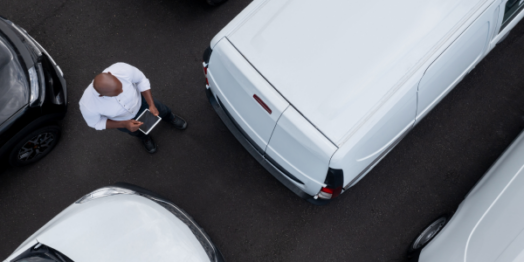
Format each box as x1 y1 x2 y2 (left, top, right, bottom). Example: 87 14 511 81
206 39 289 152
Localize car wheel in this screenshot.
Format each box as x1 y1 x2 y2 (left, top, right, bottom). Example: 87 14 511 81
8 125 61 167
206 0 228 6
408 215 449 254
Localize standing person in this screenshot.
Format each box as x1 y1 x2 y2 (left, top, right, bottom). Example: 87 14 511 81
79 62 187 153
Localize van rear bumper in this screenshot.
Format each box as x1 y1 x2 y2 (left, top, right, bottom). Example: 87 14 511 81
206 88 328 205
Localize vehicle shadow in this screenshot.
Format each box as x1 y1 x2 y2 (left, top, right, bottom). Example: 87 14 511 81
153 0 229 18
0 159 9 176
0 159 23 196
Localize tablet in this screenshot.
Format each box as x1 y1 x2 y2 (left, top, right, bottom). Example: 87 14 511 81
136 109 162 135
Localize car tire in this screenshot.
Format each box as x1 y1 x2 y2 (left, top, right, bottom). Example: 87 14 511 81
206 0 228 6
8 125 61 167
408 215 450 254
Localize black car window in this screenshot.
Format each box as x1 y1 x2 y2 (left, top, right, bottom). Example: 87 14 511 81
501 0 524 30
0 32 29 126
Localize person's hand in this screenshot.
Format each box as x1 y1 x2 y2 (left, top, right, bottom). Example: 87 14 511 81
125 120 143 132
149 105 159 117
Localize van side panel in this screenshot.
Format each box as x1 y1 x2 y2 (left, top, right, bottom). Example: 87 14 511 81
207 40 289 151
416 5 493 120
329 75 418 189
331 0 499 190
265 107 338 196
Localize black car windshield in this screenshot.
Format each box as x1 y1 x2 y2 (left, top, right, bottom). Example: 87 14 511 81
0 32 29 126
16 255 63 262
13 244 74 262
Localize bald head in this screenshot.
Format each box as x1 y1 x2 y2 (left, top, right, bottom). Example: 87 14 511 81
93 72 122 97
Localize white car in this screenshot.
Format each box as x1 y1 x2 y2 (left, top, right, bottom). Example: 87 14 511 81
3 183 225 262
407 128 524 262
202 0 524 204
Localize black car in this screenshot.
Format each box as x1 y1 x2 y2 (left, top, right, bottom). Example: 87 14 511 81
0 16 67 167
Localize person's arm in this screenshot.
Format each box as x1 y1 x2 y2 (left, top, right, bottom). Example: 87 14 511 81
141 89 159 116
81 100 143 132
106 119 143 132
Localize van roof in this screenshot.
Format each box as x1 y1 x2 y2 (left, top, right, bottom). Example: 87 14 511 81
227 0 491 146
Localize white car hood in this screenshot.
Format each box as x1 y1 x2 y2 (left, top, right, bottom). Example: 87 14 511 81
227 0 487 145
35 195 210 262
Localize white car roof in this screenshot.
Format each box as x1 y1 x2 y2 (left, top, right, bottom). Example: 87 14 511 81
227 0 491 145
35 195 210 262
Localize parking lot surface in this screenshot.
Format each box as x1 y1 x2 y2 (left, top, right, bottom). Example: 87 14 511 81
1 1 524 261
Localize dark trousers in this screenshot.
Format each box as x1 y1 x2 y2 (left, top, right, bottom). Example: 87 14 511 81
118 96 175 138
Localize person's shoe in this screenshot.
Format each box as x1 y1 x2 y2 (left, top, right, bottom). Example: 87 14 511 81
169 115 187 130
141 135 157 154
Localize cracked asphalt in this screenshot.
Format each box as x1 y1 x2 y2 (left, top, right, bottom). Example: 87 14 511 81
1 1 524 261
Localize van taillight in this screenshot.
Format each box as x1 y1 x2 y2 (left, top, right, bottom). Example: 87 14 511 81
317 168 344 200
318 186 342 200
203 61 209 87
203 62 208 75
202 46 212 85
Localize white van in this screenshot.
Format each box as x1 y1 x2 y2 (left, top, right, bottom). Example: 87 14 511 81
407 129 524 262
203 0 524 204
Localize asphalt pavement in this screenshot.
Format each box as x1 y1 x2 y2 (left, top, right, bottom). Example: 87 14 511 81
1 1 524 261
